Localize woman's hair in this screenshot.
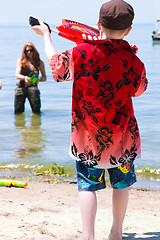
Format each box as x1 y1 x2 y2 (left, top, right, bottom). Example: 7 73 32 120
20 42 40 68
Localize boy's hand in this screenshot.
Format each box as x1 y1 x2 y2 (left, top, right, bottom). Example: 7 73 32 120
31 18 56 63
32 19 50 36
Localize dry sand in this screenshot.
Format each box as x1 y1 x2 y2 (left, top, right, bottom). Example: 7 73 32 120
0 181 160 240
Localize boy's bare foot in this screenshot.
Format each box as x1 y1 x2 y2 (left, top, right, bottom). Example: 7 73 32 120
103 232 122 240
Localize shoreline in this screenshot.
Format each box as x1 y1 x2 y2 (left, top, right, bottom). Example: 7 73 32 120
0 163 160 191
0 180 160 240
1 174 160 191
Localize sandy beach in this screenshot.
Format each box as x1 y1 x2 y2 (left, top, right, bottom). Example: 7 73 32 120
0 180 160 240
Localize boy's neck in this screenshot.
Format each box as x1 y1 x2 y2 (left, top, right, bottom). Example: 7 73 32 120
99 25 131 40
100 31 124 40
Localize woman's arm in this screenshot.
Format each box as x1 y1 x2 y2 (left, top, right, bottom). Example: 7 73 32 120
15 59 26 80
38 60 47 82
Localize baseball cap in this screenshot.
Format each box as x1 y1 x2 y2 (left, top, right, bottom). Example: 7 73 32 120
99 0 134 30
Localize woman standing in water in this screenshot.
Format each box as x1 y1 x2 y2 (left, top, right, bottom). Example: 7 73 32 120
15 42 46 114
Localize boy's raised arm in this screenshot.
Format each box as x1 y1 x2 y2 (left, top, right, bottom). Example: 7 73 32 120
32 19 56 64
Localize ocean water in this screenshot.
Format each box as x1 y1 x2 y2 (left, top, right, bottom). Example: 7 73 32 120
0 23 159 189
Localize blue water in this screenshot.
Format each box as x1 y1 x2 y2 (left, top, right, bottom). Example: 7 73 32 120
0 23 159 189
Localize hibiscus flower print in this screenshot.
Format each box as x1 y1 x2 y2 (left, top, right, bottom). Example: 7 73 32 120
116 67 140 91
78 150 98 167
74 58 101 81
118 144 138 164
112 104 129 125
81 99 102 124
109 144 137 165
71 143 98 167
128 117 139 139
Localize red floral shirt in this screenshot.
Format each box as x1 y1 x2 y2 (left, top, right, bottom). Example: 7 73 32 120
50 39 148 168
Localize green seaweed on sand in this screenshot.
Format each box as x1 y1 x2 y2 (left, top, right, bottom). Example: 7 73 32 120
135 167 160 180
35 163 71 177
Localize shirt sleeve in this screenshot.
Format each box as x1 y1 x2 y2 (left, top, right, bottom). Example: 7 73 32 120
50 49 74 82
134 66 148 97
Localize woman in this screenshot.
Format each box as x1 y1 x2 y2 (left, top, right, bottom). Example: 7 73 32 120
15 42 46 114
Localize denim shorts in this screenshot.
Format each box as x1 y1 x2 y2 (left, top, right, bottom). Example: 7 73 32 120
76 161 136 191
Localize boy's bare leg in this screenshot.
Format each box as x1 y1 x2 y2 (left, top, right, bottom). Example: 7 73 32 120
79 191 97 240
106 188 128 240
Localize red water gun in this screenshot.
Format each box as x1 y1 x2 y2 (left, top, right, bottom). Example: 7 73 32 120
29 16 100 45
29 17 138 52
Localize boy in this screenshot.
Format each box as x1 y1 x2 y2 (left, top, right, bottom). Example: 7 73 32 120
32 0 148 239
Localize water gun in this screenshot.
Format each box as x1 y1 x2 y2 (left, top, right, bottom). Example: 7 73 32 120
29 17 138 51
27 70 39 84
0 179 28 188
29 16 100 45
